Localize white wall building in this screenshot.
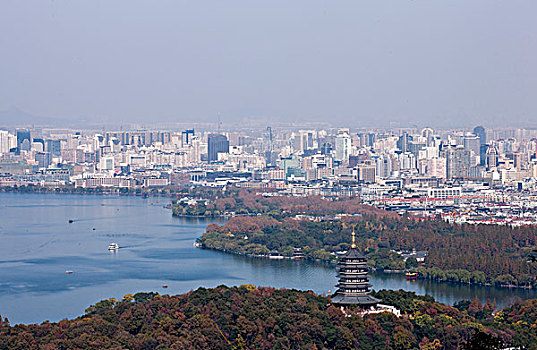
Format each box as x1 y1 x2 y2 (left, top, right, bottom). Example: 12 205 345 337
335 133 351 162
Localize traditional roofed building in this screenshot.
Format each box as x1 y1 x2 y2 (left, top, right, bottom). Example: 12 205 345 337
331 228 380 307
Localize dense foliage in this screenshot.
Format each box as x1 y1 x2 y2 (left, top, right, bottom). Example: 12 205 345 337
200 215 537 288
2 286 534 349
172 188 394 219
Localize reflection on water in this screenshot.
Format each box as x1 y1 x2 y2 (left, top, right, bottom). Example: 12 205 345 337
0 193 535 324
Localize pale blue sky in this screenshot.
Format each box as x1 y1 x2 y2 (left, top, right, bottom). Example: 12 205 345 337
1 1 536 127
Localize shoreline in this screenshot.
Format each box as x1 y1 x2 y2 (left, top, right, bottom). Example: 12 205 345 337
198 244 534 291
3 189 533 291
199 244 337 266
0 186 178 197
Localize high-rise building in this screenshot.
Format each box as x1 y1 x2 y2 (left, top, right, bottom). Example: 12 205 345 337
485 145 499 169
35 152 52 168
473 126 486 146
16 130 31 154
335 133 351 162
421 127 434 147
444 146 473 179
397 132 411 153
264 127 275 166
0 130 10 153
207 134 229 162
181 129 195 147
463 134 481 163
375 154 392 179
32 138 45 152
473 126 487 165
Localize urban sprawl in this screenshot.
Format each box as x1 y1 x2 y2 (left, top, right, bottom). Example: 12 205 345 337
1 125 537 226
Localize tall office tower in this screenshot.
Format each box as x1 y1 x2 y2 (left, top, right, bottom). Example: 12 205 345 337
207 134 229 162
294 130 316 153
375 154 393 179
16 130 31 154
473 126 487 165
397 132 411 152
421 127 434 147
335 133 351 162
264 126 273 150
0 130 10 153
473 126 486 146
444 146 473 179
398 152 416 171
35 152 52 168
485 146 499 169
264 126 275 166
93 135 104 153
463 134 481 163
32 138 45 152
181 129 195 147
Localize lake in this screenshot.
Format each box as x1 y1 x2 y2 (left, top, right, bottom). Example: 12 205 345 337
0 192 535 324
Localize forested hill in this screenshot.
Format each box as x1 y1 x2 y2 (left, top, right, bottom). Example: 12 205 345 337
1 286 535 349
200 215 537 288
171 188 395 218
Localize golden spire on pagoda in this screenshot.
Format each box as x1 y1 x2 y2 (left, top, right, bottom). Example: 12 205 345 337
351 225 357 249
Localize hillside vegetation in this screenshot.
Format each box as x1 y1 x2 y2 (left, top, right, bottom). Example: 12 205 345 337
172 189 394 218
2 286 535 349
200 215 537 288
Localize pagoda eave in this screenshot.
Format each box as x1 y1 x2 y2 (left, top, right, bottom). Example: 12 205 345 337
331 293 381 306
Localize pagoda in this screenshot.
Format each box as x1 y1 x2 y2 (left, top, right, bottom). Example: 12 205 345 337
331 228 380 307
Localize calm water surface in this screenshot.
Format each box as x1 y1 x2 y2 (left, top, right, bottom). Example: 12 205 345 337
0 193 535 324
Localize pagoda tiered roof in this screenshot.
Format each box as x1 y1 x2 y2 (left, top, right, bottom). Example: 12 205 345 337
331 228 380 307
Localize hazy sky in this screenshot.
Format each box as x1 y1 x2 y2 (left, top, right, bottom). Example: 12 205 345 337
1 1 536 128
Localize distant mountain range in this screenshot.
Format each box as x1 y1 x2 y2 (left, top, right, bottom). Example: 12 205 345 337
0 107 125 129
0 107 68 127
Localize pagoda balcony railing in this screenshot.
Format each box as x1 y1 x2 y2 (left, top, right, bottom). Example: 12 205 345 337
338 274 368 279
338 279 369 283
338 269 368 273
338 289 371 294
337 283 372 288
338 268 368 271
338 273 368 278
340 259 367 264
338 262 367 266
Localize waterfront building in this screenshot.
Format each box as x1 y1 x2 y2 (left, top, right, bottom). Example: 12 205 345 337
331 229 380 308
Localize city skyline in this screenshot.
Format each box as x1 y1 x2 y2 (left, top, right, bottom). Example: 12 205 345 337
3 2 537 346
